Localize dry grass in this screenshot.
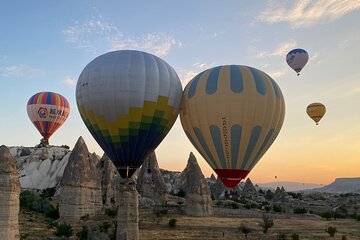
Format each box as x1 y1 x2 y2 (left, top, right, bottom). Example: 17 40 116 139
19 209 360 239
139 212 360 240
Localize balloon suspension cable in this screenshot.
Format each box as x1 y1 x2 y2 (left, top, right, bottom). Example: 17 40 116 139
118 166 137 179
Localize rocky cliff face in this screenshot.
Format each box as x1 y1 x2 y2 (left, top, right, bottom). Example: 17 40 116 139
316 178 360 193
59 137 102 224
136 151 168 205
10 146 70 190
97 154 118 208
0 145 20 239
273 186 289 202
181 152 212 216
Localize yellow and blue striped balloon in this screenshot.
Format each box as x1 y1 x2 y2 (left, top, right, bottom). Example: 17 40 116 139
180 65 285 188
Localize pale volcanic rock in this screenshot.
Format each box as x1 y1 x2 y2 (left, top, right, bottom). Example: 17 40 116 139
11 146 70 190
137 151 168 205
115 177 139 240
59 137 102 224
0 145 20 240
181 152 213 216
273 186 289 202
97 154 118 207
241 178 258 198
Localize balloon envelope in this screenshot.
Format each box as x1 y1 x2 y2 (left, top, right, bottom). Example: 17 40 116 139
27 92 70 141
306 103 326 125
180 65 285 188
286 48 309 75
76 50 183 178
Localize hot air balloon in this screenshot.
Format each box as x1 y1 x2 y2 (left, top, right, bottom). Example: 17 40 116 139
76 50 182 178
306 103 326 125
180 65 285 188
27 92 70 145
286 48 309 76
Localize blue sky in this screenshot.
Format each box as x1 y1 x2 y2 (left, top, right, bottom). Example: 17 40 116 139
1 1 360 183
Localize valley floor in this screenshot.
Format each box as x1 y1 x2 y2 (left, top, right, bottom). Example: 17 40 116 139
20 209 360 239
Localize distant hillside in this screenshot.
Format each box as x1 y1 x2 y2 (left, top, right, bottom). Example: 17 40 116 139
314 178 360 193
257 181 323 192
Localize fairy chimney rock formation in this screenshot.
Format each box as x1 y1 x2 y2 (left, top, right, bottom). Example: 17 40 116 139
59 137 102 224
181 152 213 216
98 154 118 207
115 177 139 240
274 186 289 202
137 151 168 205
241 178 258 199
213 176 226 199
0 145 20 239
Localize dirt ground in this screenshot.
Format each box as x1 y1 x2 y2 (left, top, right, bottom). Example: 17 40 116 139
19 210 360 239
139 213 360 240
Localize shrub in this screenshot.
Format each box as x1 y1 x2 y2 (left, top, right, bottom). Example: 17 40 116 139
99 222 112 233
319 211 334 220
76 226 88 240
54 223 73 237
231 202 240 209
277 232 287 240
326 226 337 237
168 218 177 228
20 190 38 211
105 208 118 218
342 235 347 240
261 213 274 233
154 207 168 224
20 148 31 156
273 205 282 213
291 233 300 240
238 223 252 238
174 189 186 197
44 204 59 219
40 188 56 198
293 208 307 215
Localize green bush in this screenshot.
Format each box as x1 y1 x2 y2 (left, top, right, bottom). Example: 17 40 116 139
40 188 56 198
20 148 31 156
174 189 186 197
261 213 274 233
342 235 347 240
326 226 337 237
238 223 252 238
54 222 73 237
105 208 118 218
44 204 59 219
273 205 282 212
291 233 299 240
293 208 307 215
168 218 177 228
277 232 287 240
319 211 334 220
76 226 88 240
99 222 112 233
20 190 38 211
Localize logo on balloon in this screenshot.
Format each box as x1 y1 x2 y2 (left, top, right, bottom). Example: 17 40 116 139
38 107 48 118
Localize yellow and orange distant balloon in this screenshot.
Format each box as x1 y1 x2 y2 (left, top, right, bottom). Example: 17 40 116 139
306 103 326 125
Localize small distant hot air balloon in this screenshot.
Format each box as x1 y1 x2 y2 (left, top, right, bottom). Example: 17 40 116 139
180 65 285 188
76 50 182 179
27 92 70 145
286 48 309 76
306 103 326 125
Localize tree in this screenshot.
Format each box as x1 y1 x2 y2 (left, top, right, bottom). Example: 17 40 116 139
261 213 274 233
293 208 307 215
326 226 337 237
54 223 73 237
238 223 252 238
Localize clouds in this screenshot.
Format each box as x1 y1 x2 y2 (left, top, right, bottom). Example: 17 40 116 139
63 15 181 57
61 75 76 87
1 64 44 78
176 62 216 85
257 39 297 58
258 0 360 28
